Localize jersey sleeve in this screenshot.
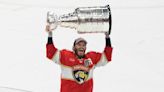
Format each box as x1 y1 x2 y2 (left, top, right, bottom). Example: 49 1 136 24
96 46 113 67
46 43 61 64
88 46 113 67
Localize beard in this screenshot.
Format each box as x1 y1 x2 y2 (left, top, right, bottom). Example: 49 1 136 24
74 49 85 59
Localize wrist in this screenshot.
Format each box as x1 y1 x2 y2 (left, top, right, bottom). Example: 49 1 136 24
105 32 110 38
48 31 53 37
105 35 110 38
105 36 110 38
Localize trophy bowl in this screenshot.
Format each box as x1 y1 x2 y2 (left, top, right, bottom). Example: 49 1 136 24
47 5 112 34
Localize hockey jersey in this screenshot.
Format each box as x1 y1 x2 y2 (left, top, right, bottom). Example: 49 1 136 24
46 43 112 92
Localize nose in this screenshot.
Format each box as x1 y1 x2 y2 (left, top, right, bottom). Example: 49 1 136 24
80 45 85 49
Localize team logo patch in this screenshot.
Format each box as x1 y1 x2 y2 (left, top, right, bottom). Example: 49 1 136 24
72 65 89 84
84 58 93 67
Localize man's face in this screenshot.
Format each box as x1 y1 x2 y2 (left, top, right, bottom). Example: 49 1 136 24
74 41 86 58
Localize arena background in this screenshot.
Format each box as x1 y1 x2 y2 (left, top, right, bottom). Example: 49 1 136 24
0 0 164 92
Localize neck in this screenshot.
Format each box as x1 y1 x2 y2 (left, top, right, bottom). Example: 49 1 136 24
76 55 85 59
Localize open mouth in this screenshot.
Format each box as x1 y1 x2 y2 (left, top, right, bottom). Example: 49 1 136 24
75 48 85 58
77 48 85 55
78 49 84 52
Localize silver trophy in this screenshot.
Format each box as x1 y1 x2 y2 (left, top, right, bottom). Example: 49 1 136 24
47 5 112 34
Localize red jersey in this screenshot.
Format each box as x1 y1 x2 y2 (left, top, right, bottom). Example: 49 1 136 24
46 43 113 92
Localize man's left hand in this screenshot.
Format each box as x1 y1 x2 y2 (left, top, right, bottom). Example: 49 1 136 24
105 32 110 38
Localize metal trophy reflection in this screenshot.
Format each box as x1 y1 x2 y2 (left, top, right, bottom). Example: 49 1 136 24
47 5 112 34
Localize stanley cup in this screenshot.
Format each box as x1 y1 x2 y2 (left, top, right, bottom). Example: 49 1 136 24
47 5 112 34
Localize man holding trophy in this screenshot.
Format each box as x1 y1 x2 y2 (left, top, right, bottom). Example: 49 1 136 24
46 5 113 92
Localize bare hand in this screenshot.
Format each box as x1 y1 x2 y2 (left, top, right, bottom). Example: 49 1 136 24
105 32 110 38
45 23 57 32
45 25 53 37
45 25 51 32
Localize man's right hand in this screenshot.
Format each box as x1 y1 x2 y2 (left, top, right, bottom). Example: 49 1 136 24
45 23 57 32
45 25 53 37
45 25 51 32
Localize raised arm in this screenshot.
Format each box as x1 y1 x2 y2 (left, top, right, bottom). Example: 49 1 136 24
46 25 60 64
90 33 113 67
103 32 113 61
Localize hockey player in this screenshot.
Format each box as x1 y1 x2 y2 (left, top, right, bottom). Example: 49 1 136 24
46 25 113 92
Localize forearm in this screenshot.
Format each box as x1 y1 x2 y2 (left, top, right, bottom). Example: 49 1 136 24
104 36 112 61
106 37 111 47
105 31 112 47
46 31 58 59
94 37 112 67
47 37 53 44
47 32 53 44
